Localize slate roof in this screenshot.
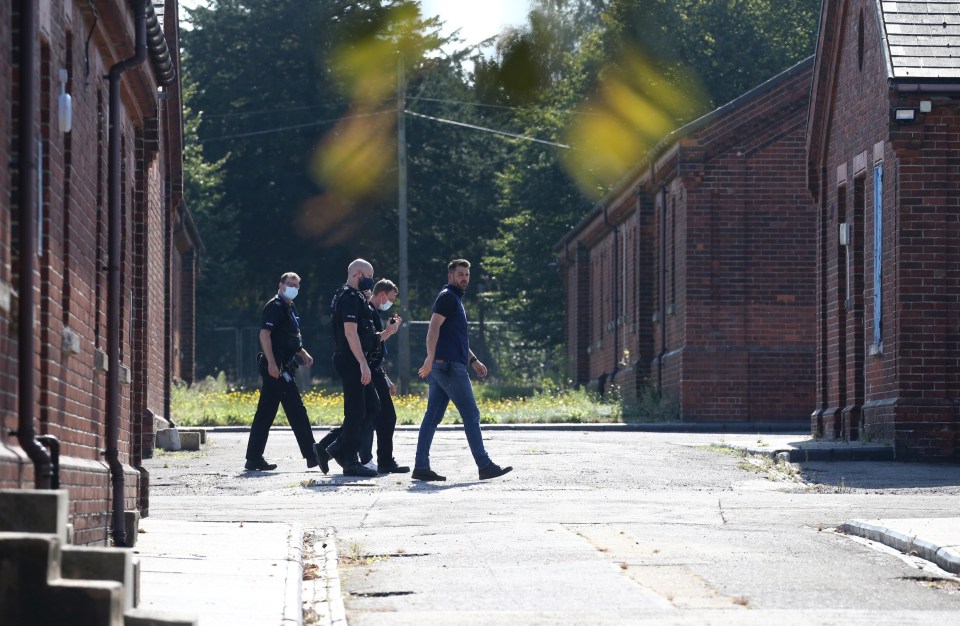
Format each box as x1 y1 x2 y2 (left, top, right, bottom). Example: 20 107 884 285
880 0 960 79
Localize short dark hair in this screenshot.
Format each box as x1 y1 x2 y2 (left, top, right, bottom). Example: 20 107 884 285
447 259 471 273
280 272 300 284
373 279 397 295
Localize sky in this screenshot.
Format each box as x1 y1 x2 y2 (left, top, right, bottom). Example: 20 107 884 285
178 1 531 47
419 0 530 48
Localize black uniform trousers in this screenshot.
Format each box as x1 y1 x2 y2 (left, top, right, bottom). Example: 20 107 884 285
246 371 316 461
359 369 398 464
332 351 380 457
319 367 397 465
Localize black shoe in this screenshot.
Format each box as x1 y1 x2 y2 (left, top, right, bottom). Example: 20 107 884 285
343 463 378 477
325 439 353 469
411 468 446 481
378 459 410 474
312 442 330 474
244 457 277 471
479 462 512 480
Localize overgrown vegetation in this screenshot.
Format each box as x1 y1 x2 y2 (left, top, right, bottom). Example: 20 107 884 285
171 374 621 427
622 384 680 423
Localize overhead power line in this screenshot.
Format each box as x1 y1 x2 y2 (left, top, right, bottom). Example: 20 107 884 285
409 95 598 117
195 109 395 144
405 109 570 149
193 107 570 149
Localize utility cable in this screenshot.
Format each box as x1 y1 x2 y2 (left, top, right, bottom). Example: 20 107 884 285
195 109 395 144
405 109 569 149
409 95 597 116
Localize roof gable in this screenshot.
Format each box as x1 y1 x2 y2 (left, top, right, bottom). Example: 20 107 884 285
880 0 960 79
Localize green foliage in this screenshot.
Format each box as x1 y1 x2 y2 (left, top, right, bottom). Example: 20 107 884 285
170 379 620 426
621 383 680 423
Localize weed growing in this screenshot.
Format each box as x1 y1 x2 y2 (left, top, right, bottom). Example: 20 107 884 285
172 379 622 426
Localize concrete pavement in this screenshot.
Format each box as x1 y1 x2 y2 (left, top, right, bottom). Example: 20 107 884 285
136 427 960 625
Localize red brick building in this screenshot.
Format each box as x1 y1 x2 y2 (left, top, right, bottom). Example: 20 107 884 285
808 0 960 460
1 0 200 545
558 59 816 423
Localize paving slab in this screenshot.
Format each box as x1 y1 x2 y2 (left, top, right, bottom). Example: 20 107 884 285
134 519 304 626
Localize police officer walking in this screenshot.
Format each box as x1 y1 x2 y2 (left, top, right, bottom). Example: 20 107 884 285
315 278 410 474
244 272 320 471
359 279 409 473
321 259 381 477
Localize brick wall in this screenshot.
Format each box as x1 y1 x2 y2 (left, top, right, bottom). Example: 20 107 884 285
559 59 816 422
663 64 816 422
1 0 192 543
808 0 960 460
1 1 16 450
559 186 657 401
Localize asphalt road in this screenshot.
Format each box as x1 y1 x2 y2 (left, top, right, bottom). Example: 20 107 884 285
144 428 960 624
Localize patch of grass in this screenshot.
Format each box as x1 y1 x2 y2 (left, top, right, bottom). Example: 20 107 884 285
703 445 748 458
621 384 679 423
734 452 803 483
339 540 382 566
172 379 621 426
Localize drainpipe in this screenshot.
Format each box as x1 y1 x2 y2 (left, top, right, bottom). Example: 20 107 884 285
16 0 54 489
656 186 667 393
106 0 148 548
603 205 620 388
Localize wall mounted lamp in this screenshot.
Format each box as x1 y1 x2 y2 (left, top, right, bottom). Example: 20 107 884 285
894 107 915 123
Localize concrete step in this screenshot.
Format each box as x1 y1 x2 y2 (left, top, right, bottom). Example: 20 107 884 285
0 488 69 543
0 531 124 625
62 545 139 609
1 489 197 624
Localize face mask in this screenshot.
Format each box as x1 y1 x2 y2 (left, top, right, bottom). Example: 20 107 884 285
282 286 299 300
378 300 393 312
358 275 375 291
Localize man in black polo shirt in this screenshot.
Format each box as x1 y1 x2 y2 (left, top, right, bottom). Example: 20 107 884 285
244 272 320 471
412 259 512 481
322 259 380 477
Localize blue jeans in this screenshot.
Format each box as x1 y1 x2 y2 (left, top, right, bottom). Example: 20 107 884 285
415 360 491 470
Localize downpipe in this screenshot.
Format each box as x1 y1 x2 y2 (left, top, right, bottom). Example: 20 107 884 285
15 0 54 489
105 0 148 547
656 187 667 393
603 206 620 394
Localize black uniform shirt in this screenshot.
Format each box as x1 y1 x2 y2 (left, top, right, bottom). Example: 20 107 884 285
331 285 376 354
366 302 387 369
261 295 303 366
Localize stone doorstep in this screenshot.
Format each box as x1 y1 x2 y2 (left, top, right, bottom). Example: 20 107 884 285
61 545 138 610
2 533 197 626
155 429 181 452
176 428 207 444
178 432 201 452
0 489 70 544
156 429 203 452
0 532 123 623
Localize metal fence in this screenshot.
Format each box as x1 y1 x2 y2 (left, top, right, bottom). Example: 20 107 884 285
198 319 566 392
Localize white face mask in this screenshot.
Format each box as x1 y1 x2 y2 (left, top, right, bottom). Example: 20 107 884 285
282 286 299 300
378 300 393 312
